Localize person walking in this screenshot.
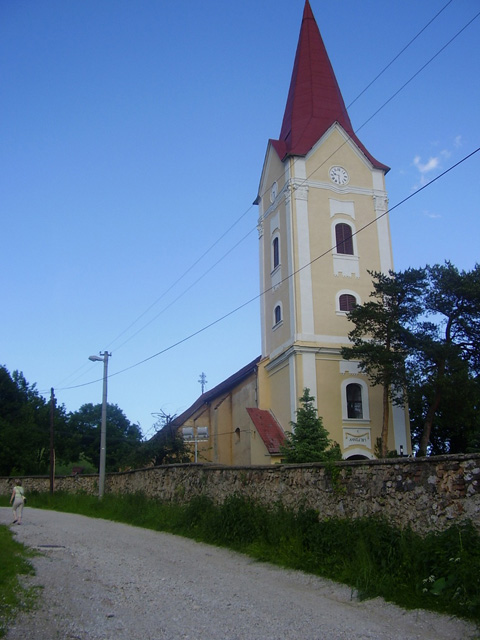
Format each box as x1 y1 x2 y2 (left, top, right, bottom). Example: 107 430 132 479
10 480 25 524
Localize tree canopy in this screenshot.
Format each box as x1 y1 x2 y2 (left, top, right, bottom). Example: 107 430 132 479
0 366 144 475
137 411 191 467
66 403 143 472
407 262 480 455
341 268 426 457
0 366 67 475
342 262 480 456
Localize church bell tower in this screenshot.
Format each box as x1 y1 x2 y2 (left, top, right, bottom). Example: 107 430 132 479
255 1 410 458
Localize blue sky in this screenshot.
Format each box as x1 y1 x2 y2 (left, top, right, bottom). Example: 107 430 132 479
2 0 479 438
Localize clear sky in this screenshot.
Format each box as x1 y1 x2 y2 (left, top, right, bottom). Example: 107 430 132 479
2 0 479 438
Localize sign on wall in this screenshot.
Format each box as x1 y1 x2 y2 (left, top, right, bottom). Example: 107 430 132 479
343 428 371 449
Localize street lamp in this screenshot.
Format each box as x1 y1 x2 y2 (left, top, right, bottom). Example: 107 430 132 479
89 352 111 498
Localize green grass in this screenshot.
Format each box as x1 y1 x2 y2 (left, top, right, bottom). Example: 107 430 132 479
1 492 480 625
0 526 38 638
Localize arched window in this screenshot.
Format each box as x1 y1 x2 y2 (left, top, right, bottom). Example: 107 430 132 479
335 223 354 255
272 236 280 269
274 304 282 325
339 293 356 312
346 383 363 419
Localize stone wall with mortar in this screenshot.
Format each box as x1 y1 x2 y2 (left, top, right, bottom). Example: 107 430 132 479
2 454 479 535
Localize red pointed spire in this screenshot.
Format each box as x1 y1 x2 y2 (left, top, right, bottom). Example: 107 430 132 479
272 1 387 171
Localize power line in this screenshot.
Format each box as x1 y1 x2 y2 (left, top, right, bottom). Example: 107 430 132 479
263 6 480 208
95 2 464 355
117 3 480 356
105 203 254 352
346 0 455 109
110 227 257 353
51 5 479 392
353 9 480 138
53 146 480 393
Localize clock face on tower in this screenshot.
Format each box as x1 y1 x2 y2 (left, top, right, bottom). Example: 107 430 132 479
329 166 349 185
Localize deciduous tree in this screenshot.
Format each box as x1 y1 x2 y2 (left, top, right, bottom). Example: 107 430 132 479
0 367 67 475
140 411 191 466
67 403 143 471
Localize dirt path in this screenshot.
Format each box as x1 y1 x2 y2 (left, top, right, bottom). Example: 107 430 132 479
1 507 477 639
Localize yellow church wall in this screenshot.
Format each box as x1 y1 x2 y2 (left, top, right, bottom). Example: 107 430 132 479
212 394 233 464
262 209 294 354
185 371 266 466
314 355 345 441
230 376 258 465
255 131 405 459
286 132 391 343
250 430 278 466
265 359 293 437
313 355 392 459
256 357 271 409
262 144 288 200
305 127 383 190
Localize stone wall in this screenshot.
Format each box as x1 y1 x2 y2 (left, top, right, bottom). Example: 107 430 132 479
2 454 479 535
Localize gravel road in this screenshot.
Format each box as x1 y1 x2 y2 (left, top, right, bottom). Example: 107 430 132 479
1 507 477 640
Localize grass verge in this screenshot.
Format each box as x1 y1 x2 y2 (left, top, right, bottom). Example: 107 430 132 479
1 491 480 624
0 525 38 638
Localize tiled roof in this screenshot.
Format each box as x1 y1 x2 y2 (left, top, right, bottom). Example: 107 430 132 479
271 1 388 172
246 408 285 455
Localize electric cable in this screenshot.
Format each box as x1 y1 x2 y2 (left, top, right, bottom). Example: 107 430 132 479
111 226 257 353
52 145 480 393
346 0 455 109
95 1 464 356
49 4 479 392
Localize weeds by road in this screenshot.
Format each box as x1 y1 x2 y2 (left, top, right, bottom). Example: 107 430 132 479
1 491 479 626
0 526 38 637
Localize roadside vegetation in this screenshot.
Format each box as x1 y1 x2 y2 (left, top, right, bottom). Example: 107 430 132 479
1 492 479 625
0 525 38 637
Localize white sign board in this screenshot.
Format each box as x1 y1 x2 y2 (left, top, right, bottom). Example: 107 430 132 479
343 428 371 449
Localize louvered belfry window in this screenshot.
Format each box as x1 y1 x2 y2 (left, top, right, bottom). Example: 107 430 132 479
335 223 354 255
339 294 356 312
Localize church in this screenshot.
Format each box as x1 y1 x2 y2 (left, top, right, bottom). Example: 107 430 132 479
172 1 411 464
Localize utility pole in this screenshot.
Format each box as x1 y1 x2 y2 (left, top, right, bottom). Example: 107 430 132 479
198 372 207 394
89 351 111 499
49 388 55 494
